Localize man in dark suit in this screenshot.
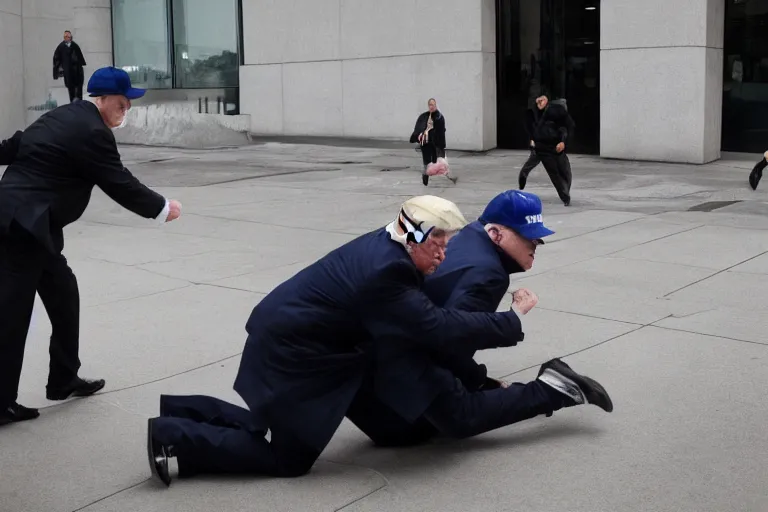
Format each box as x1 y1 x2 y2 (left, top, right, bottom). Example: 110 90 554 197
519 96 575 206
53 30 87 103
0 66 182 426
346 190 613 447
147 196 528 486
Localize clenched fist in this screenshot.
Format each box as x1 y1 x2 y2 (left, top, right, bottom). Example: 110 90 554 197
510 288 538 315
166 199 182 222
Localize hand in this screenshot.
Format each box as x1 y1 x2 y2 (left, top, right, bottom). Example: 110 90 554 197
556 142 565 153
510 288 538 315
165 199 182 222
480 377 510 390
490 377 510 389
530 140 535 148
418 133 423 143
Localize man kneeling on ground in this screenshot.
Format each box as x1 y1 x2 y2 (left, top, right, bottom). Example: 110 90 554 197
147 195 530 486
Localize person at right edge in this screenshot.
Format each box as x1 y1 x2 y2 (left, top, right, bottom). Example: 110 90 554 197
748 150 768 190
0 66 182 426
519 95 575 206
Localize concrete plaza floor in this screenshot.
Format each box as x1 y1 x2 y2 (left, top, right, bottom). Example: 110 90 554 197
1 141 767 512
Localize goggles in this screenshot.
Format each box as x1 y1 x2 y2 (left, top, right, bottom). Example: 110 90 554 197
398 209 434 244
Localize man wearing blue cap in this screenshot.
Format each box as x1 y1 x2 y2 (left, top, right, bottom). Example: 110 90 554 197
345 190 612 447
0 67 182 426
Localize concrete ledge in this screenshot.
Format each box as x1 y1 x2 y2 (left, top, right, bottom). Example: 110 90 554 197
113 104 251 148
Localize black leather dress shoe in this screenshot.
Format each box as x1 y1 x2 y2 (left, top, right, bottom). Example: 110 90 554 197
147 418 172 487
46 377 106 401
0 402 40 426
538 358 613 413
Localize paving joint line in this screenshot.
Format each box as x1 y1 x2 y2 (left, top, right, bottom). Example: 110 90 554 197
322 460 390 512
497 317 668 380
185 212 363 237
36 353 244 410
546 216 647 244
647 324 768 348
663 249 768 297
512 223 705 281
534 306 644 326
70 479 148 512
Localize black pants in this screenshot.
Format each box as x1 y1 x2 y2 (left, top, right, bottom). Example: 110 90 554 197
153 395 321 477
346 374 566 447
519 149 572 203
420 143 445 173
518 149 540 189
0 223 81 408
67 84 83 102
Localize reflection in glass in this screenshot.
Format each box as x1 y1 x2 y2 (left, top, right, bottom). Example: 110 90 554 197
722 0 768 153
172 0 239 88
112 0 172 89
496 0 600 154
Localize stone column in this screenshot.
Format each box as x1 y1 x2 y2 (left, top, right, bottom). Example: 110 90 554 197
71 0 113 92
0 3 24 137
600 0 724 164
239 0 497 150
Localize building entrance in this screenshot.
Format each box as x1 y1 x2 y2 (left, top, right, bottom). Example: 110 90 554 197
496 0 600 154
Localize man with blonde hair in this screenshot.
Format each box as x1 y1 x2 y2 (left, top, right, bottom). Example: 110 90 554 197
148 196 527 485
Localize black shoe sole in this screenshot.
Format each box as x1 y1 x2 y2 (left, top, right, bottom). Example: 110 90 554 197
147 418 171 487
46 379 106 401
540 358 613 413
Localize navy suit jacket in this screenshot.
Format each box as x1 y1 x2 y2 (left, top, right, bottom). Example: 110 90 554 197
233 228 524 450
372 221 525 422
0 101 165 253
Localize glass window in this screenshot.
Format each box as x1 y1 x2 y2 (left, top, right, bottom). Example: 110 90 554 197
112 0 173 89
171 0 239 88
722 0 768 153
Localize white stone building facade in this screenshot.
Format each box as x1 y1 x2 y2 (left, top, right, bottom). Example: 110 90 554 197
1 1 765 164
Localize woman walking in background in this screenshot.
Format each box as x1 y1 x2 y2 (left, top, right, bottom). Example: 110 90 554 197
410 98 457 186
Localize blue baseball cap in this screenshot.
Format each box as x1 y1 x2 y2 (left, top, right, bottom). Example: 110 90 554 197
87 66 145 100
478 190 555 241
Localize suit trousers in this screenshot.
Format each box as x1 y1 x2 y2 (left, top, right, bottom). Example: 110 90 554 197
0 222 82 407
346 372 566 447
153 394 321 477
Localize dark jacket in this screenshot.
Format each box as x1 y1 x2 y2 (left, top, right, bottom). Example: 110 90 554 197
0 101 166 253
0 131 23 165
53 41 86 87
233 228 524 450
372 221 525 422
410 110 446 149
525 104 575 150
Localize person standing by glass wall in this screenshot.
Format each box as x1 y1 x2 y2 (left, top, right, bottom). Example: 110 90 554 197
53 31 86 103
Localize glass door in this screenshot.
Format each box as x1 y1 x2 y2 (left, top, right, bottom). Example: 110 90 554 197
496 0 600 154
722 0 768 153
